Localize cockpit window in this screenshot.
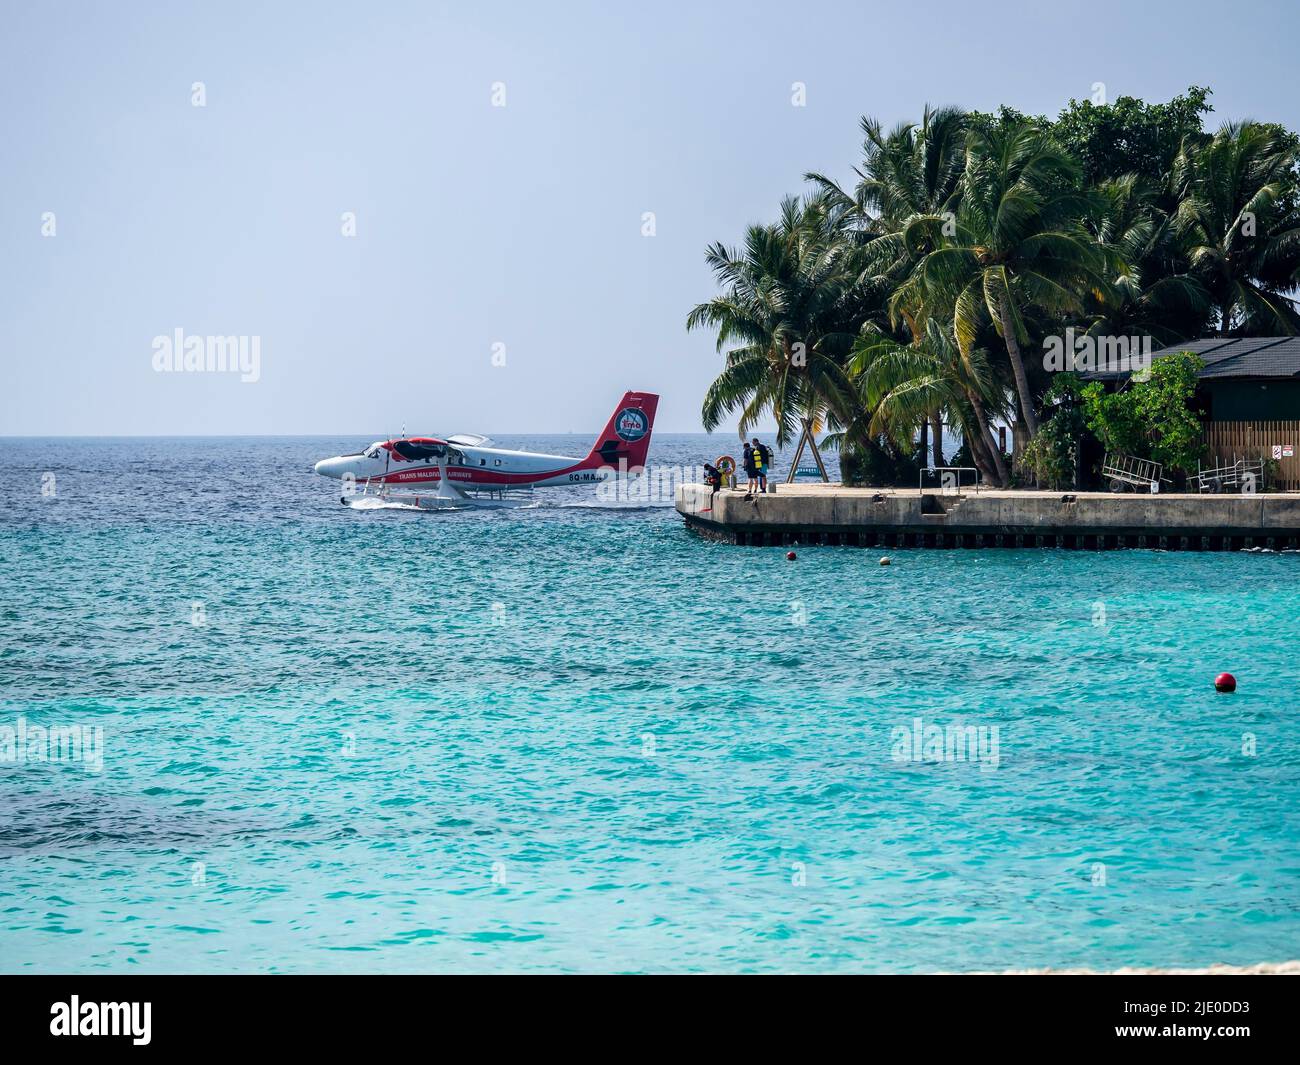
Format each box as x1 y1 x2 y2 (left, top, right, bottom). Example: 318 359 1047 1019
393 440 447 461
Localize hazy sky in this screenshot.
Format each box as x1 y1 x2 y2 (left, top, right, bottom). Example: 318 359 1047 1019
3 0 1298 436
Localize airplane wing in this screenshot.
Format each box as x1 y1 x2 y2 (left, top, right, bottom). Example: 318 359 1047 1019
446 434 492 447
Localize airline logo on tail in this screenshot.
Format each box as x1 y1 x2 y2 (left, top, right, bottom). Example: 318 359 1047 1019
585 391 659 471
616 408 649 442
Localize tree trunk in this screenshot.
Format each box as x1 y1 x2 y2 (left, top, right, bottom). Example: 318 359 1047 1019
996 289 1039 436
930 413 944 468
1011 418 1030 476
964 423 994 483
918 419 929 467
966 390 1009 486
968 416 1010 489
967 390 1003 486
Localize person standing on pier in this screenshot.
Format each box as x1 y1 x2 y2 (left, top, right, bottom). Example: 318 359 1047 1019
752 438 772 494
742 442 757 497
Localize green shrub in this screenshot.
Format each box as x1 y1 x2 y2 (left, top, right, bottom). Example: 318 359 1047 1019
1080 351 1205 475
840 439 921 487
1023 373 1086 489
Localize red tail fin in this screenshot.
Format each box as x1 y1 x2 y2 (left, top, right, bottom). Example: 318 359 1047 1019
581 391 659 471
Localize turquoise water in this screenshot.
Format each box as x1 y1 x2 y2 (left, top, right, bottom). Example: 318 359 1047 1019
1 437 1298 973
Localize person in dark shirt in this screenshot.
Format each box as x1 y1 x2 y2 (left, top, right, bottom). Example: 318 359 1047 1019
700 462 721 512
742 443 757 498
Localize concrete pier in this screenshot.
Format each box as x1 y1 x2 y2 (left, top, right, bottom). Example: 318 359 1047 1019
675 483 1300 550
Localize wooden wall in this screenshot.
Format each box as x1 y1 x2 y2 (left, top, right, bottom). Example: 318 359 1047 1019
1202 420 1300 490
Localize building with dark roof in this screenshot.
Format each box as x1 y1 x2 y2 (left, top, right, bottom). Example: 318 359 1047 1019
1089 337 1300 488
1089 336 1300 420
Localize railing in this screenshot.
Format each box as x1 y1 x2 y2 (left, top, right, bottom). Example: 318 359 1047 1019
918 466 981 496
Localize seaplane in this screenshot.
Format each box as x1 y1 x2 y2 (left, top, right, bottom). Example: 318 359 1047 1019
313 390 659 509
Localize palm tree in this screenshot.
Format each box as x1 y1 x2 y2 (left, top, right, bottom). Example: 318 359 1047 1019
907 122 1108 436
807 106 971 460
808 105 968 231
807 107 970 329
849 319 1011 486
1174 121 1300 334
1081 174 1211 344
687 194 860 447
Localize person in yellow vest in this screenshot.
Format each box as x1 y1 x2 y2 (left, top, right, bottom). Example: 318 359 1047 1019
752 438 772 494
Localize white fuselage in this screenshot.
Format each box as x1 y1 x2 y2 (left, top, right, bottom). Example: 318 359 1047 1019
314 441 614 489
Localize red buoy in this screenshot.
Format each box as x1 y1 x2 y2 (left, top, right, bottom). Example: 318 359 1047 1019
786 551 797 561
1214 672 1237 693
